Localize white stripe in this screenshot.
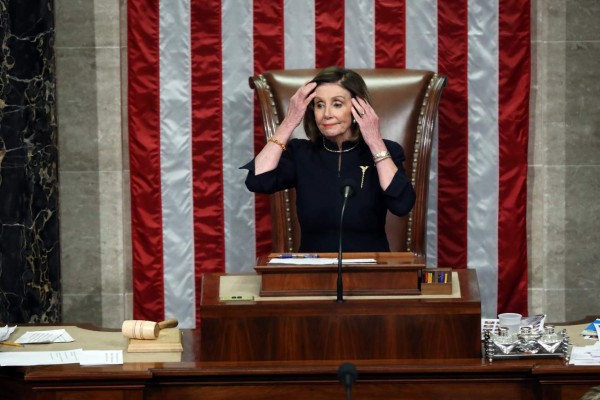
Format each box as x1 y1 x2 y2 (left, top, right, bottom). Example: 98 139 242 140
405 0 438 266
345 0 375 68
159 0 195 328
223 0 256 274
405 0 438 71
285 0 315 68
467 0 499 318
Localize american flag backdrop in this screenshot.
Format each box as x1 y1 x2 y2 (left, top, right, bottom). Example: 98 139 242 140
128 0 530 328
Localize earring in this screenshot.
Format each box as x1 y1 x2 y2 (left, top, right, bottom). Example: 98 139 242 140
352 119 356 124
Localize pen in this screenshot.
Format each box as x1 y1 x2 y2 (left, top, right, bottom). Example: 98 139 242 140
278 254 320 258
0 341 23 347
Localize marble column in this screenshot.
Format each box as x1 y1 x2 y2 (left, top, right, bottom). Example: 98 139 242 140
0 0 60 322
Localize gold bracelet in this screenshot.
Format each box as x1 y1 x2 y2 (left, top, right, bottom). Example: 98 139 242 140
373 150 391 162
374 155 391 164
268 136 286 151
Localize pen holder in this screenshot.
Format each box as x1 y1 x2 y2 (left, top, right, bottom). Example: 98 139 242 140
121 318 179 340
420 268 452 295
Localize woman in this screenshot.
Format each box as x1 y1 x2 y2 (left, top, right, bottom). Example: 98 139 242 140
241 66 415 252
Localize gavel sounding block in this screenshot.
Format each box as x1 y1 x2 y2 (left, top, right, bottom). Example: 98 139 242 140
127 328 183 353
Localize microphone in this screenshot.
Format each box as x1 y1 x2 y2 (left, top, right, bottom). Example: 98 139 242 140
337 362 358 400
340 178 357 198
337 179 358 303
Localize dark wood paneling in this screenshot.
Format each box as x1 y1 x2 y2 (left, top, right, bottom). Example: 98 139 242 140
199 270 481 361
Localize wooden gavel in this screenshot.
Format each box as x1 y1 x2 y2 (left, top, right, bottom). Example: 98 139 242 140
121 318 179 340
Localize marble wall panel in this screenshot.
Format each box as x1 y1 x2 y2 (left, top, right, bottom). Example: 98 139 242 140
55 47 99 172
532 0 600 322
528 40 543 167
528 288 545 317
119 0 132 314
565 289 599 321
54 0 120 48
563 166 600 289
102 293 126 328
566 0 600 41
527 165 544 291
541 0 566 42
99 171 125 294
543 289 566 321
62 292 101 326
564 42 600 165
542 42 567 166
55 0 126 328
0 0 60 323
122 171 133 295
59 171 101 294
96 49 123 172
543 166 567 291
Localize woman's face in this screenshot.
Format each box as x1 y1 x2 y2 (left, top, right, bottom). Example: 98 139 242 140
313 83 353 144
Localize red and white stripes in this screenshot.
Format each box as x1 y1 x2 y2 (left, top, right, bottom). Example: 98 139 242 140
128 0 530 328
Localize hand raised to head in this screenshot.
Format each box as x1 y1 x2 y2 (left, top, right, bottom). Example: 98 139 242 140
283 81 317 129
351 97 382 146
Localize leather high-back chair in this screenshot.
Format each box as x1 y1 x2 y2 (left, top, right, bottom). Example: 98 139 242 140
250 69 447 257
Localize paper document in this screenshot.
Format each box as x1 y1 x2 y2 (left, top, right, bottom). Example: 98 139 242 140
0 325 17 341
79 350 123 366
0 349 124 367
0 349 82 366
15 329 75 344
268 258 377 265
570 342 600 365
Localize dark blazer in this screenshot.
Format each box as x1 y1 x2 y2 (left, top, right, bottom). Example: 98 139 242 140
242 137 415 252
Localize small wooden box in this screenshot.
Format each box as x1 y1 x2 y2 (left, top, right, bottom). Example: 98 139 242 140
420 268 452 295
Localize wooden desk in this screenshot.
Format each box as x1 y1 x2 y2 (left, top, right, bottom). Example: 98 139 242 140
2 330 600 400
198 269 481 361
256 252 426 296
1 294 599 400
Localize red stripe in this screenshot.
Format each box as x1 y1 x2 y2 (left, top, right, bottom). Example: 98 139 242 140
375 0 406 68
315 0 344 68
497 0 530 315
437 1 469 269
127 0 164 321
191 0 225 326
253 1 285 257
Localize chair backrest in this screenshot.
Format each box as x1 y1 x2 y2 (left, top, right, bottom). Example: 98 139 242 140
250 68 447 257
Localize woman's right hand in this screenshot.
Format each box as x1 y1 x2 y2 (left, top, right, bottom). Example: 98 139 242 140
254 82 316 175
282 81 317 129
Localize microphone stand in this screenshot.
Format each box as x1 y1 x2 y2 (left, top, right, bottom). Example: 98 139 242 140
337 188 351 303
338 362 357 400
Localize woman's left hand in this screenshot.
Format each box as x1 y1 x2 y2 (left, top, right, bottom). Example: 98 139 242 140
351 97 384 148
352 98 397 189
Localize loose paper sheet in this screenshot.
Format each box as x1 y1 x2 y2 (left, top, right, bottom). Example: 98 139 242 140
0 349 123 367
0 325 17 341
570 342 600 365
15 329 75 344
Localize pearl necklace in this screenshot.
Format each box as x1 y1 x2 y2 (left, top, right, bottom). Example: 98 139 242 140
322 137 360 153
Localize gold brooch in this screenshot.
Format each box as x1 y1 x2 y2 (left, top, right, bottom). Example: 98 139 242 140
360 166 369 188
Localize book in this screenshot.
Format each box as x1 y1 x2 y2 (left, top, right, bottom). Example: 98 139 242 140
580 318 600 338
127 328 183 353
